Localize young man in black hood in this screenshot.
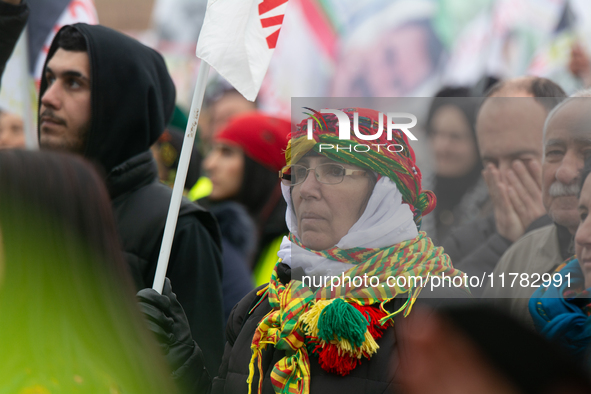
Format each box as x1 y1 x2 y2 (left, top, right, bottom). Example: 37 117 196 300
37 23 225 377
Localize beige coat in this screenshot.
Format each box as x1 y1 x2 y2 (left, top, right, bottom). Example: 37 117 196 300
483 224 564 329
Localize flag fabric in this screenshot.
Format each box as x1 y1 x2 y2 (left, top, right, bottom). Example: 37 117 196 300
196 0 290 101
27 0 71 75
0 30 37 148
29 0 98 86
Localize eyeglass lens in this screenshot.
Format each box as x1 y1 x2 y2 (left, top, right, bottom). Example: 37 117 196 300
289 163 346 185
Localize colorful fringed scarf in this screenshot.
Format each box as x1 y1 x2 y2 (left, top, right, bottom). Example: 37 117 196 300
247 232 469 394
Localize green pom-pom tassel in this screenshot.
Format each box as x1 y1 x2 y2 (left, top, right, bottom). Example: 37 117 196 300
317 299 368 347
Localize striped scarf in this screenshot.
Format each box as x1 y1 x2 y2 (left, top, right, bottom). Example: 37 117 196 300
247 231 468 394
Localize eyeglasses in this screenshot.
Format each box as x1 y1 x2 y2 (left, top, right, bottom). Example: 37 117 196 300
279 163 367 187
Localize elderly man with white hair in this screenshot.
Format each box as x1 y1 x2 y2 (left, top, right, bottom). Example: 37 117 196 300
484 90 591 328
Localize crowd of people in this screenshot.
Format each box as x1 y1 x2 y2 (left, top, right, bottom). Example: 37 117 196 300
3 0 591 393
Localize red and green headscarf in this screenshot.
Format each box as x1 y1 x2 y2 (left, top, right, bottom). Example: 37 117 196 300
286 108 436 230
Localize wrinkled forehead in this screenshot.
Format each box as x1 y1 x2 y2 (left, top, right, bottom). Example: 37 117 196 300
545 99 591 142
477 97 547 134
297 153 332 166
296 152 363 170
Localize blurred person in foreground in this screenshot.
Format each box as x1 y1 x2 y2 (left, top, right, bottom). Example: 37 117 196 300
36 23 224 375
140 108 471 394
422 87 488 246
398 304 591 394
485 91 591 327
0 109 25 149
529 157 591 359
0 149 179 393
202 112 290 307
443 77 566 296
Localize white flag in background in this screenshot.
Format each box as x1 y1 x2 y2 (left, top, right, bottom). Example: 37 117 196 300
196 0 289 101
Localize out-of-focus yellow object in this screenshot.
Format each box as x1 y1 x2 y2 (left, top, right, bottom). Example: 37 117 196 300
253 235 284 286
188 176 213 201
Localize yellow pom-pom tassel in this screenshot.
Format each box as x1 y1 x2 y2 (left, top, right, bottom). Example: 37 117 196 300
332 330 379 359
301 299 381 363
301 299 333 338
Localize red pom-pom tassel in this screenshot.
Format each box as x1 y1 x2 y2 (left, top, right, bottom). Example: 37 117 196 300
317 344 359 376
352 304 388 339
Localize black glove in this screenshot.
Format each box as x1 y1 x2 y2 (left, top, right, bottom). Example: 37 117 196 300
138 278 212 393
137 278 197 371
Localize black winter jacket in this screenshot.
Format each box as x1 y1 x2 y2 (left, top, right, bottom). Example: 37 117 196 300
0 0 28 87
209 263 471 394
108 151 225 376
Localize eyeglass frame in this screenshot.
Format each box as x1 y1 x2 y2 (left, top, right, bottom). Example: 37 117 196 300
278 163 367 187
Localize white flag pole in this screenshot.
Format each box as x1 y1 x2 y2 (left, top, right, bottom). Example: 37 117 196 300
21 29 38 150
152 60 211 293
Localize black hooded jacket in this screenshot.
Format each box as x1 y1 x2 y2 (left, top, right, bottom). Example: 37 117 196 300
38 23 225 376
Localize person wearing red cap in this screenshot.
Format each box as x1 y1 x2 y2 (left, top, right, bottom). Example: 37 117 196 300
203 111 291 298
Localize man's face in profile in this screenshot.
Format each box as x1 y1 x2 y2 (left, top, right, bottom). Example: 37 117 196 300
542 99 591 233
39 48 92 154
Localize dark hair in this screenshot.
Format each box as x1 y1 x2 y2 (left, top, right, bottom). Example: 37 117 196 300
425 86 483 182
485 77 567 112
56 25 87 52
426 86 479 139
238 155 282 218
231 156 287 267
0 150 175 392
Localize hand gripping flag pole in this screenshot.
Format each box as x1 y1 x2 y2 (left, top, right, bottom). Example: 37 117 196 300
153 0 290 293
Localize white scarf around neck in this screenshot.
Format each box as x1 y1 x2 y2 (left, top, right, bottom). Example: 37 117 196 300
276 176 418 277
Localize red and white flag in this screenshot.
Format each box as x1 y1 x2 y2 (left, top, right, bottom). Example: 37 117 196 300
196 0 290 101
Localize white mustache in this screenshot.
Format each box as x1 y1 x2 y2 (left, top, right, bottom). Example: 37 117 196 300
548 181 580 197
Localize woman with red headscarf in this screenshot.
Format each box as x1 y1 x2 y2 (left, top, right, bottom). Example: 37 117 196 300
202 112 291 320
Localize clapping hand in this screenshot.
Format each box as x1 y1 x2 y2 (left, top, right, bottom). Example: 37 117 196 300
483 160 545 242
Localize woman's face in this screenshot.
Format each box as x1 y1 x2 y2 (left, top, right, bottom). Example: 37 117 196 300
292 156 373 251
430 105 479 178
575 175 591 288
203 143 244 201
